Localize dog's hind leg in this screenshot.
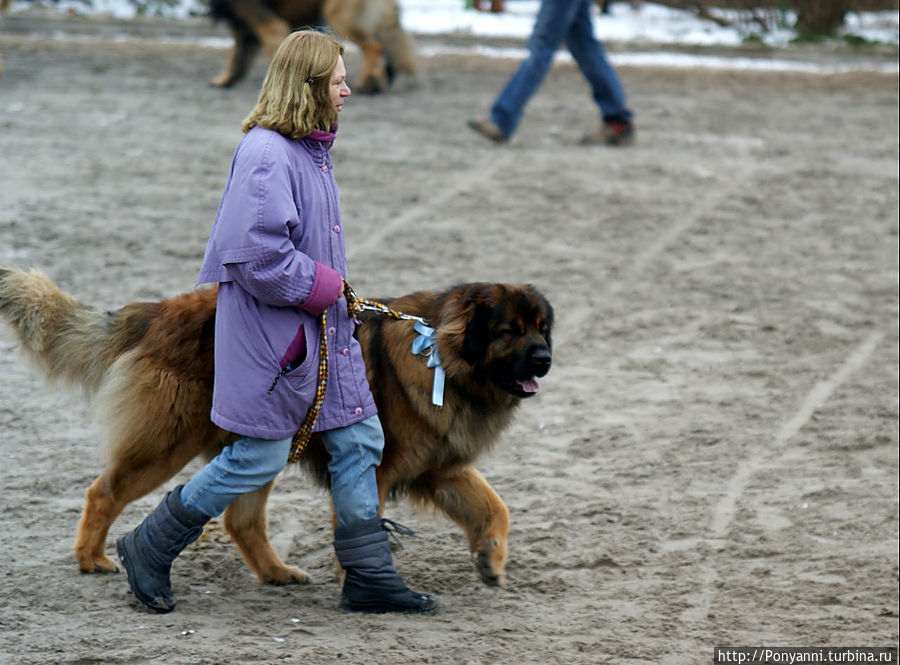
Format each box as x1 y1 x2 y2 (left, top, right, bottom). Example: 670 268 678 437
253 16 290 61
209 0 289 88
417 466 510 587
74 447 200 574
75 475 126 573
210 24 263 87
224 480 310 585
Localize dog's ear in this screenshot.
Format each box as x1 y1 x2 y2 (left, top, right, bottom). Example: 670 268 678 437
461 297 492 367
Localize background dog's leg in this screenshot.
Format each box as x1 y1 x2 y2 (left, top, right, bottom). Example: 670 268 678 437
374 0 418 89
420 466 510 587
210 25 263 87
355 43 388 94
224 480 310 585
254 17 290 61
212 3 290 87
324 0 389 94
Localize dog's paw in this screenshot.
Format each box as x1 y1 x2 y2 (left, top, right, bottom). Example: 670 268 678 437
262 565 310 586
208 73 236 88
78 553 119 574
473 540 507 587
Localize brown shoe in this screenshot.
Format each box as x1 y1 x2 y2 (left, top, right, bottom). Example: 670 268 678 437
467 118 508 143
582 120 635 146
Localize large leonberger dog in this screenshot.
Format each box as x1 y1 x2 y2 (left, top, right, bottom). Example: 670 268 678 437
0 268 552 589
210 0 416 93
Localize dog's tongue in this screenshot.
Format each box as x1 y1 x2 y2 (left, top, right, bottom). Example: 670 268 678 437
517 377 540 393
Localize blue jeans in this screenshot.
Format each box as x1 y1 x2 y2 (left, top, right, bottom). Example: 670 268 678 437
490 0 632 137
319 415 383 526
180 415 383 526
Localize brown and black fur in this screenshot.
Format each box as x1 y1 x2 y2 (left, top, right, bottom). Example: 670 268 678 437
209 0 416 93
0 268 552 588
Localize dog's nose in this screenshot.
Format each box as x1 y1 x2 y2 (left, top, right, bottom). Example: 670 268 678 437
529 347 551 375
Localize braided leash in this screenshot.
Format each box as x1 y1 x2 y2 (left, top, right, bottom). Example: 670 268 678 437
287 311 329 463
342 281 428 324
287 281 429 463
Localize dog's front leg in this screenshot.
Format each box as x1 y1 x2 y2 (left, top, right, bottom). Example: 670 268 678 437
224 480 310 585
426 466 510 587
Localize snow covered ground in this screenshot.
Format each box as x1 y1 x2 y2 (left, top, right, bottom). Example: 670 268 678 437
5 0 899 73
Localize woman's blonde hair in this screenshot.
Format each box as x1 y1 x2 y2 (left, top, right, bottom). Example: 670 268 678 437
242 29 344 139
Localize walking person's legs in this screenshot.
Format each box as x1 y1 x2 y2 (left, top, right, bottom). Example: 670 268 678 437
469 0 581 141
320 415 383 527
180 436 293 516
566 0 635 144
117 436 292 613
321 415 439 614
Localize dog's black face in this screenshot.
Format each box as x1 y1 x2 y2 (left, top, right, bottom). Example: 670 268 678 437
461 284 553 399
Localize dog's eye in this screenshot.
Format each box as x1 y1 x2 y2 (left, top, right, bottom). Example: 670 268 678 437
498 321 525 338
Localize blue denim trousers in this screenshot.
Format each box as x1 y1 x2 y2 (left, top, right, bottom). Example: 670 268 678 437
180 415 383 527
490 0 632 137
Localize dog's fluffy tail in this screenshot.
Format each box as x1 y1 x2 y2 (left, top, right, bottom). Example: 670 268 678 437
0 267 151 397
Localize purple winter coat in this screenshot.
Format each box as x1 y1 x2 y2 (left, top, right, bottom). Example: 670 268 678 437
196 126 377 440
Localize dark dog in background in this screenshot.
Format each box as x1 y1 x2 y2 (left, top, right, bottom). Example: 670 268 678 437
209 0 417 93
0 268 552 588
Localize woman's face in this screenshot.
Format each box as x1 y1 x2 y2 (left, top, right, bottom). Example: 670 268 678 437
330 56 351 113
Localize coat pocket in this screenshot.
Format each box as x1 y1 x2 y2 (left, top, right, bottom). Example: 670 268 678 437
279 324 307 372
266 323 312 396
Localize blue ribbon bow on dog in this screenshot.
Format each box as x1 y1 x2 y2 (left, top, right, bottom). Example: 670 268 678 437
411 321 445 407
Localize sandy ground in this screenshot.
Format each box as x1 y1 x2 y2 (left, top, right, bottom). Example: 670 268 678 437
0 12 898 665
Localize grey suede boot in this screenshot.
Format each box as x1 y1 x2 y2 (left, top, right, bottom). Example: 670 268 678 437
333 517 440 615
116 485 209 613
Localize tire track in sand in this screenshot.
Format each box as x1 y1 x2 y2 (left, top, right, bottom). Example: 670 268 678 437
552 182 729 352
348 150 519 259
660 329 884 663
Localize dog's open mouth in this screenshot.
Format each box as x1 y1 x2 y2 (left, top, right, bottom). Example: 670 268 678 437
517 377 540 393
511 377 540 397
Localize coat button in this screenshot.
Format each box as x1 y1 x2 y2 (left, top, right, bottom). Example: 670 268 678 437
333 225 341 233
328 327 336 336
341 348 350 356
353 407 363 416
321 164 329 172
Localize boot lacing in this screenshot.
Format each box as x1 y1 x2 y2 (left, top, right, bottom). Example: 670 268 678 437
380 518 417 550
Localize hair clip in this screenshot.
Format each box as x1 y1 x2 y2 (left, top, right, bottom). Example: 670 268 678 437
306 77 315 84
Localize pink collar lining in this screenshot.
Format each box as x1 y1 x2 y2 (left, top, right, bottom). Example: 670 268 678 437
306 127 337 142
